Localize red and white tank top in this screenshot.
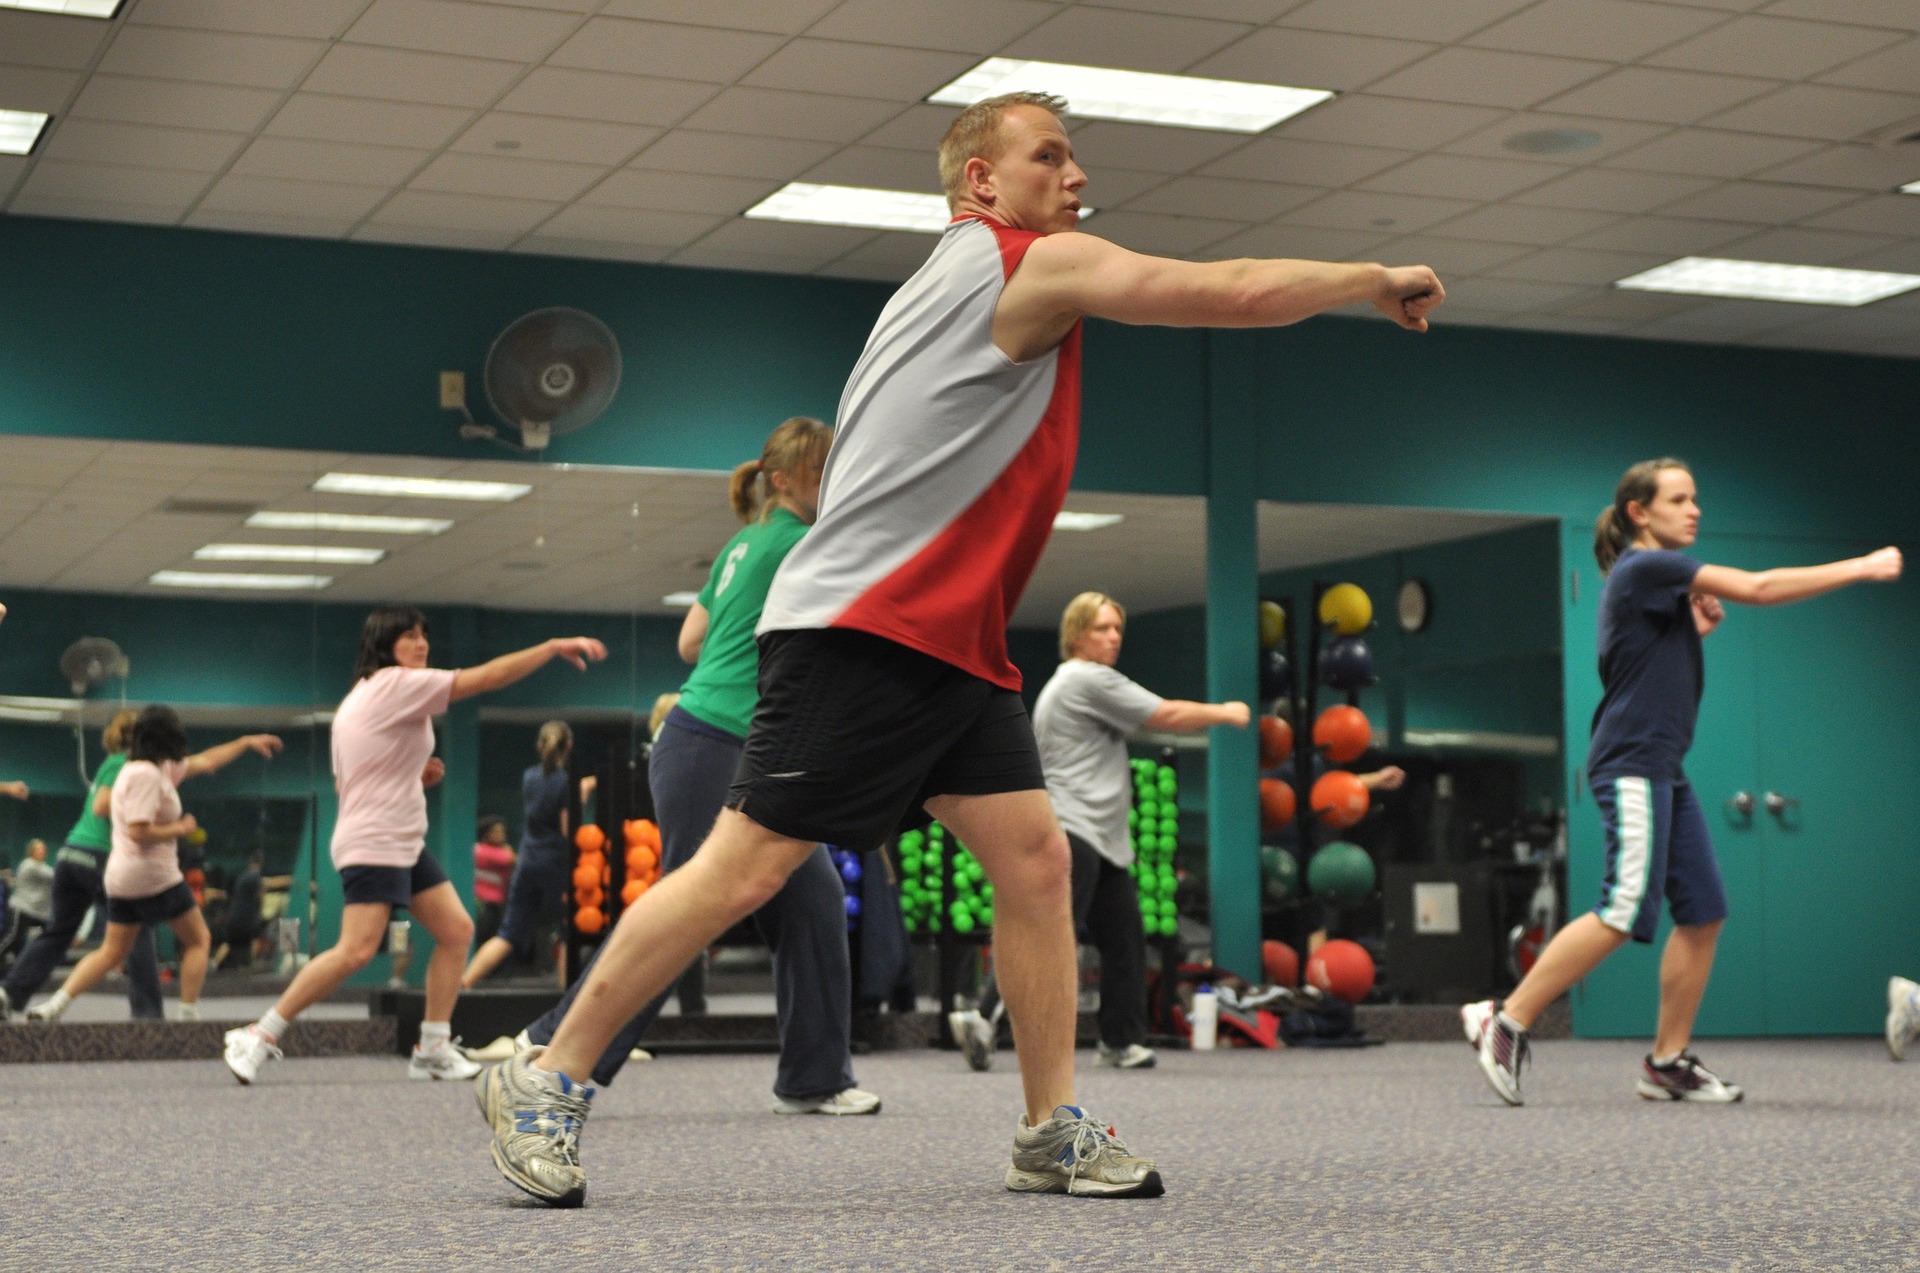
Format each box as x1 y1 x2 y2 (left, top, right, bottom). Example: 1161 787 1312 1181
758 216 1081 690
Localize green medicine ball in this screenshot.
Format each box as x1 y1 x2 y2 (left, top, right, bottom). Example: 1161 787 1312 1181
1260 844 1299 903
1307 840 1377 903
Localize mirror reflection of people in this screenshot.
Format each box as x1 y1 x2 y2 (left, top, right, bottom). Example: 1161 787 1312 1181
951 593 1248 1072
27 706 280 1024
1465 459 1902 1106
3 712 164 1020
222 608 605 1084
213 851 266 971
1 840 53 968
470 816 514 950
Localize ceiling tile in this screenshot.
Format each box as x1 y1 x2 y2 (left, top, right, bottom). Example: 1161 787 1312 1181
1084 0 1296 20
232 137 432 186
1186 28 1435 91
1439 112 1670 165
1360 153 1562 200
1702 85 1920 142
264 94 473 150
630 130 836 181
451 112 657 166
0 9 112 70
1073 209 1244 255
667 242 828 275
1761 1 1920 32
1645 15 1904 79
0 63 80 113
1754 145 1920 191
1275 94 1504 150
831 228 941 270
410 152 608 202
0 154 28 195
9 193 187 223
1802 195 1920 236
1367 48 1612 110
1837 240 1920 273
1568 214 1763 254
301 44 526 109
856 103 963 152
1075 166 1172 205
42 119 247 172
1282 189 1479 234
515 236 674 265
805 0 1059 53
1603 128 1823 179
183 207 362 239
1199 135 1413 185
1001 6 1250 72
548 18 784 82
1429 203 1622 245
1202 222 1391 261
128 0 368 39
815 257 917 283
1468 0 1726 62
1715 224 1901 264
1485 245 1671 284
1632 297 1802 332
16 159 208 208
1654 181 1864 222
800 145 940 192
1371 233 1538 275
494 68 717 128
678 87 904 146
582 169 779 215
599 0 839 33
69 74 279 133
534 203 726 248
739 40 975 102
197 173 389 221
1065 120 1252 175
1512 167 1720 213
98 26 325 89
353 222 525 252
1535 66 1776 124
1441 276 1589 312
1277 0 1537 44
341 0 585 62
1551 289 1706 321
1122 175 1322 221
686 216 877 259
1813 35 1920 93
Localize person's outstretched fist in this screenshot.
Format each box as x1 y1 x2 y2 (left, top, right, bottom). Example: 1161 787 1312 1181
1862 546 1903 581
1376 265 1444 332
552 637 609 671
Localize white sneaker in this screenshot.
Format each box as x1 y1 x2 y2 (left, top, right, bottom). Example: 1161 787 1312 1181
24 991 69 1023
1461 999 1494 1048
1096 1042 1158 1069
948 1008 995 1072
628 1047 653 1063
463 1032 529 1063
1888 977 1920 1062
411 1037 484 1081
1464 1001 1528 1106
772 1087 882 1116
223 1025 283 1085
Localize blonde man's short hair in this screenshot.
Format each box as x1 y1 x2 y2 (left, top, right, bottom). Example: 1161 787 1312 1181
1059 591 1125 661
937 91 1069 204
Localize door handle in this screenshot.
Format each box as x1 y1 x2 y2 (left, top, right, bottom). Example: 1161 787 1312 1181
1764 792 1800 816
1728 791 1754 818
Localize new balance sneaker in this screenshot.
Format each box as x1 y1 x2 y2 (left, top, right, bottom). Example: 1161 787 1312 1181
1095 1042 1158 1070
772 1087 882 1116
1005 1105 1163 1198
410 1037 483 1081
949 1008 995 1072
479 1051 594 1208
1464 1000 1528 1106
223 1024 283 1085
1637 1051 1743 1103
1887 976 1920 1062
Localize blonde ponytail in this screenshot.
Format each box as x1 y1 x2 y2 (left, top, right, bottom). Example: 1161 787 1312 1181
728 416 834 523
536 720 572 773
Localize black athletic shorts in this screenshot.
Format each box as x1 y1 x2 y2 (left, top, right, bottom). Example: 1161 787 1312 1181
107 881 196 925
339 852 450 910
727 628 1046 851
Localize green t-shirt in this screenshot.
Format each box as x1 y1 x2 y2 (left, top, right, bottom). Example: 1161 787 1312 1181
675 506 808 738
66 751 127 852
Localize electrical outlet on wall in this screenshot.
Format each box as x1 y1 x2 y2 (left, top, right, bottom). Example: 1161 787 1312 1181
439 371 466 409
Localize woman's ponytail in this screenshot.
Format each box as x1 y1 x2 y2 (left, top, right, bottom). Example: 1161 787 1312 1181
729 417 833 524
729 459 765 523
1595 457 1690 574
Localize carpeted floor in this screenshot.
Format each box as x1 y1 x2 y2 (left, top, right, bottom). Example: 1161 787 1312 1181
4 1038 1914 1270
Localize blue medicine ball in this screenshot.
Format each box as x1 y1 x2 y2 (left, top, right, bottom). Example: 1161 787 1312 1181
1321 637 1374 690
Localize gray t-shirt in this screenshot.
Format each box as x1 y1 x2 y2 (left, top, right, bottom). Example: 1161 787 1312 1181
1032 659 1164 868
9 856 53 922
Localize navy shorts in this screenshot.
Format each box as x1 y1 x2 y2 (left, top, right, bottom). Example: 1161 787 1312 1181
339 852 451 911
1591 777 1728 944
495 844 568 954
107 881 196 926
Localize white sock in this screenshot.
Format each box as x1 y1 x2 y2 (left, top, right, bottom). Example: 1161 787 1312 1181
1651 1051 1681 1067
1496 1009 1525 1033
257 1009 290 1041
41 989 72 1017
176 1001 201 1022
418 1020 452 1051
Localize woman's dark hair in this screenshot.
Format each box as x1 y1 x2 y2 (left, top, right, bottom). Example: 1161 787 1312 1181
1594 457 1691 574
354 606 430 681
128 705 189 764
477 814 506 841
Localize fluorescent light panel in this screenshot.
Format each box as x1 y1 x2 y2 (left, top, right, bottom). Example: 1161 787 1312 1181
1053 511 1125 531
1615 257 1920 307
662 591 701 607
929 58 1333 134
0 109 51 156
0 0 122 15
150 570 332 591
1902 180 1920 195
195 543 386 565
313 472 530 502
246 511 453 535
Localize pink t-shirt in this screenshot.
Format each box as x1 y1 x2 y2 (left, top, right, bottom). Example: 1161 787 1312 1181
329 665 458 869
105 758 192 900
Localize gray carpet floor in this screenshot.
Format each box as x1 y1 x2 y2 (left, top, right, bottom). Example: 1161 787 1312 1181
3 1038 1914 1270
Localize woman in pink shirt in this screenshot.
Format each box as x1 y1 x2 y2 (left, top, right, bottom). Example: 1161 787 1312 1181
224 605 605 1084
29 705 281 1023
472 815 515 947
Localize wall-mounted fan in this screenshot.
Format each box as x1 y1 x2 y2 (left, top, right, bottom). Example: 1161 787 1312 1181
447 307 623 451
61 636 128 695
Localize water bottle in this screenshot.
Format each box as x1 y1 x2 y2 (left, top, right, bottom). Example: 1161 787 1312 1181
1191 983 1218 1051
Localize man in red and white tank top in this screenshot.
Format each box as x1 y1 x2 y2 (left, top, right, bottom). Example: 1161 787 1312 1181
489 91 1445 1209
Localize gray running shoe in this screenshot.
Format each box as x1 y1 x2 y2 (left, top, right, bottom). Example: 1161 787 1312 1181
772 1087 882 1116
1637 1051 1742 1103
480 1051 595 1208
1467 1001 1528 1106
1005 1105 1164 1198
1095 1042 1158 1069
949 1008 995 1072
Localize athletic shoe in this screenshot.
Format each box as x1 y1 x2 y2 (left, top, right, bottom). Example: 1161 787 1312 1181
479 1051 594 1208
24 996 66 1023
463 1031 533 1063
1465 1001 1528 1106
222 1025 283 1085
772 1087 882 1116
1887 977 1920 1062
1096 1042 1158 1069
629 1047 653 1064
1637 1051 1743 1103
1223 985 1295 1013
410 1037 483 1081
1004 1105 1164 1198
949 1008 995 1072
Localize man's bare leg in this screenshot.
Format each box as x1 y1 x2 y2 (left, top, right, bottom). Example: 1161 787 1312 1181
926 790 1075 1126
536 809 815 1082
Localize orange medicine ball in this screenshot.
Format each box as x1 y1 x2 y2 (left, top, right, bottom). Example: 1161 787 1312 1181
1313 705 1372 764
1258 716 1294 768
574 905 606 935
575 823 606 854
1310 770 1369 829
